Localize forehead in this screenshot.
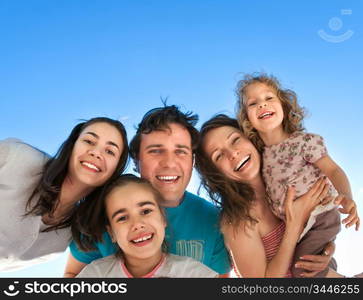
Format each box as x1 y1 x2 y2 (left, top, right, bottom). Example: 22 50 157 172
106 183 157 207
139 123 192 148
81 122 123 140
245 82 276 96
203 126 247 152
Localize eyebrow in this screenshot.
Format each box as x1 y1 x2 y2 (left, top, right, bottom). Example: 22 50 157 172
110 201 156 220
145 144 191 151
84 132 120 149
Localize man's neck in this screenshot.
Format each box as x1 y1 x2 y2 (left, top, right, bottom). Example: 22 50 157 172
160 193 185 208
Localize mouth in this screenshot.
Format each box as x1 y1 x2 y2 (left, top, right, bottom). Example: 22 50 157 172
130 233 154 246
156 175 180 183
258 111 274 119
81 161 101 172
234 155 251 172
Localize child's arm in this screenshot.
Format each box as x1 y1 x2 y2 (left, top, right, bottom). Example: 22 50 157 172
314 154 352 198
314 155 360 230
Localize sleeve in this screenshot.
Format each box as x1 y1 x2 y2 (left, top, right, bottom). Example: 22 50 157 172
0 138 15 169
302 133 328 163
209 231 232 275
69 240 103 264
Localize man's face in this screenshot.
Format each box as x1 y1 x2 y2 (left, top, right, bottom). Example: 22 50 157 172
138 123 194 207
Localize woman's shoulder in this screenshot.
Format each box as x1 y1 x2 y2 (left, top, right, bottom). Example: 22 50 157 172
0 138 50 179
0 138 49 164
221 215 259 241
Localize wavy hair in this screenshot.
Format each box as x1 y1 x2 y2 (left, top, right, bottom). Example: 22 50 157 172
236 73 305 152
195 114 257 230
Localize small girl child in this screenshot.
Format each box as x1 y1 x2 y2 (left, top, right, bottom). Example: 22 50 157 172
76 174 218 278
236 73 357 277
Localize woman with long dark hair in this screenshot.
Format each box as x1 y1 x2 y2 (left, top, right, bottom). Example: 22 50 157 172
0 117 128 271
195 114 358 277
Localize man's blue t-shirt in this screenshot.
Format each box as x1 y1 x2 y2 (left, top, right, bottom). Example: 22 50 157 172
70 191 231 274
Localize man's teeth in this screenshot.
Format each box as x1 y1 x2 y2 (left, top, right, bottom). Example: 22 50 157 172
81 162 100 172
132 234 153 243
157 176 178 181
235 155 251 171
259 112 273 119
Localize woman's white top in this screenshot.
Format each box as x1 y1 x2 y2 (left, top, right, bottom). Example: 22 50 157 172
0 138 71 272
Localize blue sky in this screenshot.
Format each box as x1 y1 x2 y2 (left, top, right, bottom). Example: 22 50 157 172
1 0 362 277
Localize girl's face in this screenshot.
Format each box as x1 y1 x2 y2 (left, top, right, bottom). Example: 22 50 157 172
243 83 284 134
203 126 261 183
68 122 124 188
106 183 166 261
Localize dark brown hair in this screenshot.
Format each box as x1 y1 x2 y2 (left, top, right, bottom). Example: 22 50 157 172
73 174 167 255
195 114 257 230
129 103 199 171
236 73 305 152
25 117 129 234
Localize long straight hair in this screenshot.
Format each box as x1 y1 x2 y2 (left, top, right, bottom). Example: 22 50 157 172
25 117 129 233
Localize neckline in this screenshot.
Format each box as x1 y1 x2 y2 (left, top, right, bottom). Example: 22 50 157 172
120 253 167 278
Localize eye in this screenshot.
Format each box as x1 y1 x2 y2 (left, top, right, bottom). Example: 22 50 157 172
248 102 256 107
142 208 153 215
232 137 240 145
83 139 95 145
148 149 162 154
176 149 188 155
215 152 223 162
116 215 128 222
106 149 116 156
266 96 273 101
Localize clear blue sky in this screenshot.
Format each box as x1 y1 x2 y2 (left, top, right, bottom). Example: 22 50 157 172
1 0 362 277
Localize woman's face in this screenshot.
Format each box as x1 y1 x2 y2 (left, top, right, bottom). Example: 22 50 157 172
203 126 261 183
106 183 166 261
68 122 124 188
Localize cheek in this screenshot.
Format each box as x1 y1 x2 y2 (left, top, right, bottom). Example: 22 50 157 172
138 158 155 177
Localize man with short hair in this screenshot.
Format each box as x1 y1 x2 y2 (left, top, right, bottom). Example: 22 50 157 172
64 105 231 277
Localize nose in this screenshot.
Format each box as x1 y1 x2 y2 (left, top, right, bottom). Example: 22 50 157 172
227 149 239 161
159 152 177 168
131 219 146 232
258 101 267 109
88 148 102 160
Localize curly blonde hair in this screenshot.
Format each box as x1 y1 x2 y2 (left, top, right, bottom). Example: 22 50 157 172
236 73 305 152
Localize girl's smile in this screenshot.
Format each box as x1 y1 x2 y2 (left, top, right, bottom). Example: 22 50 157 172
106 182 166 260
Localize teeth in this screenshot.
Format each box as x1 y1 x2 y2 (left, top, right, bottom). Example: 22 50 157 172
157 176 178 181
259 112 273 119
132 234 152 243
82 162 100 172
235 155 251 171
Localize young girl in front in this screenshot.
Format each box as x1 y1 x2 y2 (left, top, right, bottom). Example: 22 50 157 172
76 174 218 278
236 73 359 277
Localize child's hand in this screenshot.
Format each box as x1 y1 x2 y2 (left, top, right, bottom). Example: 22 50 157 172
334 194 360 230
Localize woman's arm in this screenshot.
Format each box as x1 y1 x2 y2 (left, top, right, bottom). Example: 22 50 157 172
295 242 335 277
63 253 87 278
226 178 328 277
